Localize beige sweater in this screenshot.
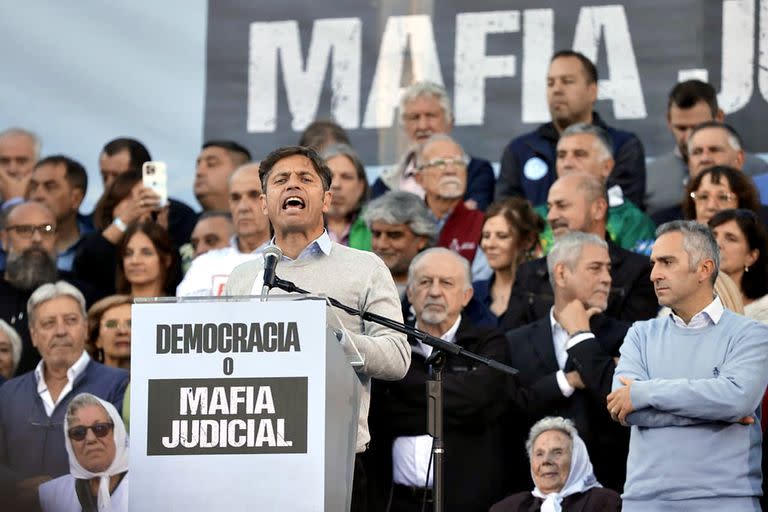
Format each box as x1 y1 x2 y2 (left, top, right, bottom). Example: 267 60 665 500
224 242 411 452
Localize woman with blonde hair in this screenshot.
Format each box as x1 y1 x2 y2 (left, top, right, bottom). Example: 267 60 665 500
87 295 133 371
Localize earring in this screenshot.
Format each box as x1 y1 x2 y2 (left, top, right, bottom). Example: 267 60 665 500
745 265 750 273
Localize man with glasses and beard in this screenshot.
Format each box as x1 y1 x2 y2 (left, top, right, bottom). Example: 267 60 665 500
415 135 487 277
0 202 102 375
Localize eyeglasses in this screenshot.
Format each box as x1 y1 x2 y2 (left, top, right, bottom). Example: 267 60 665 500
417 157 468 171
403 111 442 123
102 319 131 330
4 224 56 238
690 191 736 203
67 422 114 441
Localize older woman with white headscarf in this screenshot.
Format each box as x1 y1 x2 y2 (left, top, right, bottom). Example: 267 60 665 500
38 393 129 512
490 417 620 512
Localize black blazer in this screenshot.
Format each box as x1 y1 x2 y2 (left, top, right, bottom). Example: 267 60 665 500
504 314 630 492
366 317 510 512
490 488 621 512
501 239 657 330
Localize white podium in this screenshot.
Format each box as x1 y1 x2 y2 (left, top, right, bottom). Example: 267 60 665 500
129 296 362 511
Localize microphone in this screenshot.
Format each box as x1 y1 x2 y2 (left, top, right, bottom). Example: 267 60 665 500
260 245 283 301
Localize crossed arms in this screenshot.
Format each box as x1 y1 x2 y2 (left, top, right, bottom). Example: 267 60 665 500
607 321 768 428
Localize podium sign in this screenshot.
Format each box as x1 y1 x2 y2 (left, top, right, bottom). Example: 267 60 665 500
130 297 361 511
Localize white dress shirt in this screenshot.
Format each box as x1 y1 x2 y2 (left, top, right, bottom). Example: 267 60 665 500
34 350 90 417
549 308 595 397
176 238 269 296
391 315 462 488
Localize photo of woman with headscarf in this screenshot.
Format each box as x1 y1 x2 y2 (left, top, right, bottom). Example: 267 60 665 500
38 393 129 512
490 417 620 512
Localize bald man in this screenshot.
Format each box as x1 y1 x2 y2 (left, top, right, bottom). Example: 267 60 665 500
177 163 271 296
501 173 657 330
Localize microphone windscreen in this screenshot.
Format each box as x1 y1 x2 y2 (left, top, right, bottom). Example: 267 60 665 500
263 245 283 261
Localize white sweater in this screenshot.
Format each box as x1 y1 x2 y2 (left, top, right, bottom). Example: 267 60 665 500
224 242 411 451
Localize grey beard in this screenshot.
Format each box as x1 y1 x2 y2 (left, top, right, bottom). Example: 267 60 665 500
5 248 58 291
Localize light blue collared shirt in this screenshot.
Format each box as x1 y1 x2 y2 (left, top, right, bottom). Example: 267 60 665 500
271 230 332 262
670 296 724 329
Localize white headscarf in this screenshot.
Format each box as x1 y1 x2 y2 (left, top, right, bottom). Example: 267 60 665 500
530 430 601 512
64 394 129 512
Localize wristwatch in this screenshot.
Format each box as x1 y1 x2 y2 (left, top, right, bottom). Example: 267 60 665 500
112 216 127 232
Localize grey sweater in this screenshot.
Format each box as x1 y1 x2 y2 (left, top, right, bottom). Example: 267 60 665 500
614 310 768 511
224 242 411 452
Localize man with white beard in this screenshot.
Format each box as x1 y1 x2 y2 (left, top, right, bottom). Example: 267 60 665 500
367 248 508 511
415 135 489 280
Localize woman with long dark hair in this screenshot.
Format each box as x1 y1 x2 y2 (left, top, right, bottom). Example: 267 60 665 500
321 144 371 250
116 221 178 297
709 209 768 323
473 197 544 320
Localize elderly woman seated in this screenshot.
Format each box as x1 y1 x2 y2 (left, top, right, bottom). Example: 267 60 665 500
0 319 23 381
38 393 129 511
491 417 620 512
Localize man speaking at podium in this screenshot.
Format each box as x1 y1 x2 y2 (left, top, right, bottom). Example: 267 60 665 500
224 146 411 511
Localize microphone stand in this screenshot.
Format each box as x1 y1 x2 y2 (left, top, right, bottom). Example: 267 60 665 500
269 275 518 512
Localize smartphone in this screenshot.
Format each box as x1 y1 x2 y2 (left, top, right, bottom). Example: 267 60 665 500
142 161 168 207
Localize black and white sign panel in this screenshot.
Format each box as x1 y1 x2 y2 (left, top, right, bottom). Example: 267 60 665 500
129 298 331 511
204 0 768 164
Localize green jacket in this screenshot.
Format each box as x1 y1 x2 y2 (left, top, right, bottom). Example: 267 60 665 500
348 212 372 251
535 200 656 255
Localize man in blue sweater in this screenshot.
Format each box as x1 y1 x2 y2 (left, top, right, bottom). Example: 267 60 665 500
0 281 128 510
609 221 768 511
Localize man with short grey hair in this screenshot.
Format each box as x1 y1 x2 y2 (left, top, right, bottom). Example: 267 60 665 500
609 220 768 510
502 173 657 330
0 127 39 208
177 162 271 296
0 281 128 510
645 80 768 215
371 81 495 210
549 123 656 254
686 121 747 178
505 232 631 491
652 121 768 226
368 247 509 511
415 134 486 267
364 191 437 295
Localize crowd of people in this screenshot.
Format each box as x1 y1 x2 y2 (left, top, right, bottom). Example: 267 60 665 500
1 48 768 511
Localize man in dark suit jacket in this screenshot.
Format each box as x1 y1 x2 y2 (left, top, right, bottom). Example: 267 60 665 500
366 248 508 512
501 173 657 331
505 233 631 492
